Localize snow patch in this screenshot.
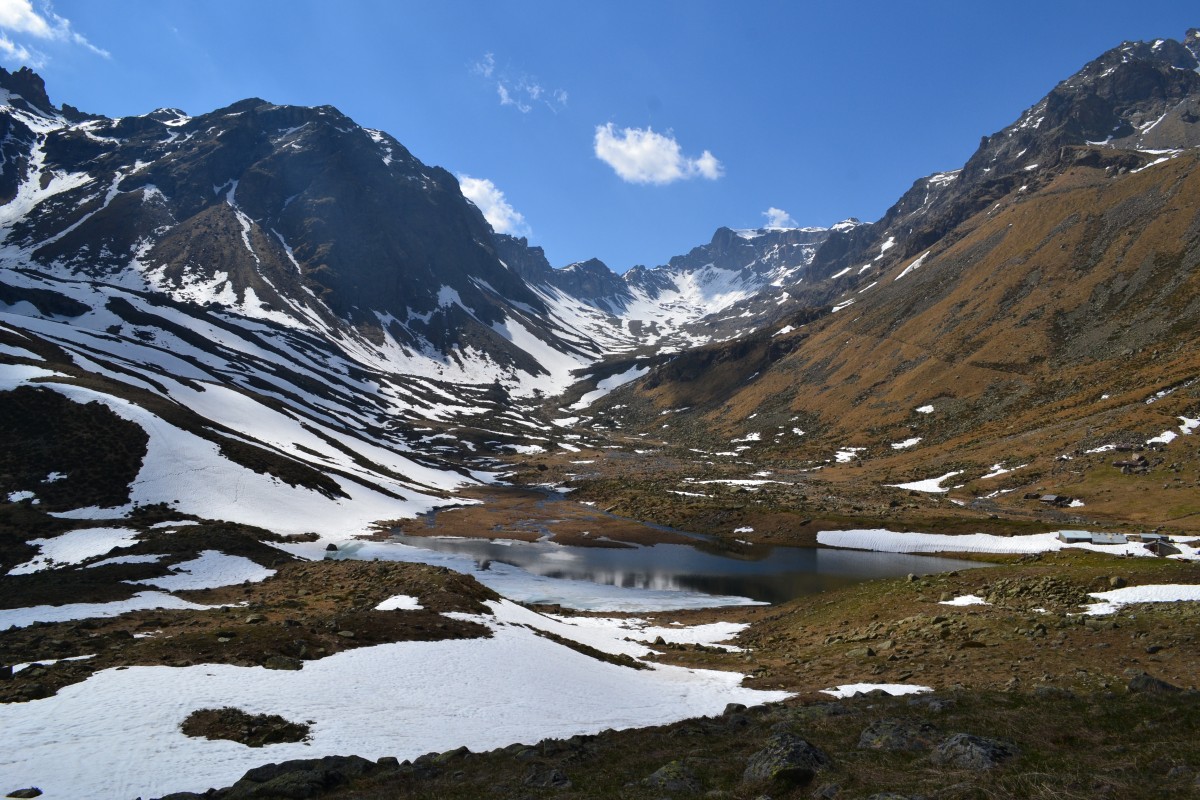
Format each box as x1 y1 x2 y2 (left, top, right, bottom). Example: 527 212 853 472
938 594 990 607
128 550 275 591
1083 584 1200 616
886 471 962 493
821 683 932 699
375 594 423 611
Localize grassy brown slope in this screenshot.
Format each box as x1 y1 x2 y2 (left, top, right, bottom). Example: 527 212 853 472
591 152 1200 532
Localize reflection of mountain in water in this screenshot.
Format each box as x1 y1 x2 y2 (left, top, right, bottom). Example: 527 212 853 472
390 534 986 604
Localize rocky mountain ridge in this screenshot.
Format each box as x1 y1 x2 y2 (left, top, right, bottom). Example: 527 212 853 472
800 28 1200 285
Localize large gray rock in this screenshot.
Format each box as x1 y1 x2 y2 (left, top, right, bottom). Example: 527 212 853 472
1127 672 1182 694
858 719 939 751
743 732 830 787
931 734 1019 770
523 766 571 789
644 760 701 793
222 755 377 799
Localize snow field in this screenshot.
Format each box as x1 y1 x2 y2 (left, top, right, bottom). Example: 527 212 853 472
129 550 275 591
568 363 649 410
0 591 216 630
6 377 454 537
0 600 788 799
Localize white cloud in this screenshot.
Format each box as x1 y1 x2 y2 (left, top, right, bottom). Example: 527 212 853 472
0 0 108 62
458 174 532 238
497 81 531 113
472 52 566 114
0 0 52 37
0 32 38 66
472 52 495 78
763 207 796 228
593 123 723 185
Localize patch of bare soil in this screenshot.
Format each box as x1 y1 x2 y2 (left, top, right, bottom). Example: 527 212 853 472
181 707 311 747
382 485 699 547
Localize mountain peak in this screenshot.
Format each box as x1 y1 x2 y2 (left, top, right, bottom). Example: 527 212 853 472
0 66 54 116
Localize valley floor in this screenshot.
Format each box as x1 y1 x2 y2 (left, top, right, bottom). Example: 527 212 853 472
4 470 1200 798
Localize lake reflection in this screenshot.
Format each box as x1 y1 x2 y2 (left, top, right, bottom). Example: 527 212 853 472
390 533 987 605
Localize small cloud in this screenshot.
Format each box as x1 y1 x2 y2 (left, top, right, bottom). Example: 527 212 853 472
471 51 566 114
593 123 723 185
471 52 495 78
0 0 108 61
0 32 39 67
458 174 531 238
497 81 531 113
763 207 796 228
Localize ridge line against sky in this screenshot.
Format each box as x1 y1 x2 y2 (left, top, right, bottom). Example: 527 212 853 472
0 0 1196 273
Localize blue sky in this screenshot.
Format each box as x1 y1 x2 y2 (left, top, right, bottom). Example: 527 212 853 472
3 1 1197 272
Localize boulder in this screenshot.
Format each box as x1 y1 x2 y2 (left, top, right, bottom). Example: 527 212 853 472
1127 672 1182 694
931 733 1019 769
743 732 830 787
858 719 939 751
644 760 701 793
523 766 571 789
224 755 377 799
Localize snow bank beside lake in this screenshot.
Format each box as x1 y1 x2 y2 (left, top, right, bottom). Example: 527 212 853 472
818 529 1200 560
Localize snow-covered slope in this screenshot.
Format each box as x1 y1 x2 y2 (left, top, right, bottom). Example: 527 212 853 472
497 223 853 355
0 68 614 402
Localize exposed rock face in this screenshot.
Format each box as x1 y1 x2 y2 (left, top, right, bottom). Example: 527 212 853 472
6 91 545 327
0 72 614 395
0 66 53 114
